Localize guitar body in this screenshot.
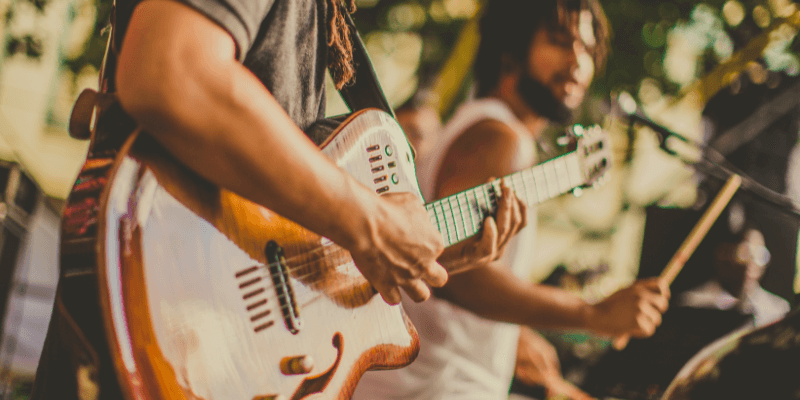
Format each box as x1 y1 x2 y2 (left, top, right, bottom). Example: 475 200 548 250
91 109 421 400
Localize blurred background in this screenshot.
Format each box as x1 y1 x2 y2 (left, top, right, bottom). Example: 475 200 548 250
0 0 798 398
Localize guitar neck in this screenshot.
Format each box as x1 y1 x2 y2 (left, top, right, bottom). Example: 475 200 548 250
424 150 585 247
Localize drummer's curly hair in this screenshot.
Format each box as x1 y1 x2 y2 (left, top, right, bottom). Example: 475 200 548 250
328 0 357 90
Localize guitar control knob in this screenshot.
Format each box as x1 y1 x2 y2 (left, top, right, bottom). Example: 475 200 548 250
281 355 314 375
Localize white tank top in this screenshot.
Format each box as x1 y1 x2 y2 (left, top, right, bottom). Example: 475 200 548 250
353 98 538 400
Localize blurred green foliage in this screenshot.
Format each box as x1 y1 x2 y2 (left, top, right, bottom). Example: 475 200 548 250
7 0 799 107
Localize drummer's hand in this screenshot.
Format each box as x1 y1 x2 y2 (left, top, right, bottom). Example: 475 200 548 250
588 277 670 338
515 327 596 400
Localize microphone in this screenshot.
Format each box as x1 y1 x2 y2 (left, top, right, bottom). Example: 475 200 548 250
614 92 800 219
615 92 696 158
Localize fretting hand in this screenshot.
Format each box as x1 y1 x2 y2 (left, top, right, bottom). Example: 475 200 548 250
439 179 527 275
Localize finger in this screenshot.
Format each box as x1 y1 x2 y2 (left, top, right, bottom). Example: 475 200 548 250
494 184 513 246
377 285 403 305
642 288 670 313
402 279 432 303
612 335 629 350
420 261 448 288
517 196 528 231
508 192 523 237
629 296 663 336
641 302 663 328
641 277 671 299
551 378 598 400
633 312 657 337
549 347 561 372
544 351 560 375
477 216 499 259
494 192 520 258
659 279 671 300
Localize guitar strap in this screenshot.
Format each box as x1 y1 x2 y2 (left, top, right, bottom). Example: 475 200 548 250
337 12 395 118
70 5 397 149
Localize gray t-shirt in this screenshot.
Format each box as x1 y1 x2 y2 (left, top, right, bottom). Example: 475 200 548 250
115 0 329 134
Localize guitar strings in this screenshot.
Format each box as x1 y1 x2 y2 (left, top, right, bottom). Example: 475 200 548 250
215 178 505 308
143 155 578 315
237 249 375 312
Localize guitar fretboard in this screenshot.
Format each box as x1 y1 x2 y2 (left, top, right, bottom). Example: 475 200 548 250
424 151 584 247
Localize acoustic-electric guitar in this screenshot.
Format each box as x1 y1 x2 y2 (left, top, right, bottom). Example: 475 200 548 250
64 105 609 400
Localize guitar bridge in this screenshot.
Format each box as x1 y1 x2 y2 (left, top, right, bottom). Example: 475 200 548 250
266 240 303 334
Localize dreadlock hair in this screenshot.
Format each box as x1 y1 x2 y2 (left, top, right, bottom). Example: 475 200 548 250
475 0 610 97
327 0 357 90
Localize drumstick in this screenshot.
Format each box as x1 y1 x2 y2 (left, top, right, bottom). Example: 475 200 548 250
612 174 742 350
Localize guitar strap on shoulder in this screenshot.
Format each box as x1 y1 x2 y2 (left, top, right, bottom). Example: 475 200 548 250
69 3 397 146
336 12 395 119
67 0 129 152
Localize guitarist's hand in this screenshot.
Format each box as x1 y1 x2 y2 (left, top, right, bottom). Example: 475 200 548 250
349 192 448 305
438 179 527 275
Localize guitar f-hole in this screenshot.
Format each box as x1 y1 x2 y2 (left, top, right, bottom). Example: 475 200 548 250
290 333 344 400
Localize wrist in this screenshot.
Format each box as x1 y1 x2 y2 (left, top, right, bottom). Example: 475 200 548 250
580 301 601 333
326 179 381 253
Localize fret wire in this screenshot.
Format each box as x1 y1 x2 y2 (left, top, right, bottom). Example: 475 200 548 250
450 193 467 240
455 194 469 239
469 192 480 236
429 204 443 238
564 153 584 187
448 196 462 242
489 181 499 208
439 201 453 246
522 169 536 206
518 170 531 206
532 166 547 203
553 158 571 193
481 184 490 215
443 199 458 245
542 162 560 198
457 195 468 239
459 192 475 238
475 185 485 223
469 189 481 233
511 173 525 203
508 175 519 199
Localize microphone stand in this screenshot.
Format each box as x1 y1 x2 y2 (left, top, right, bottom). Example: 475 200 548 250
624 110 800 222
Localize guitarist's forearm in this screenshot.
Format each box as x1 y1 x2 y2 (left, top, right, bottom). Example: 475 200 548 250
434 264 594 331
116 0 378 252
